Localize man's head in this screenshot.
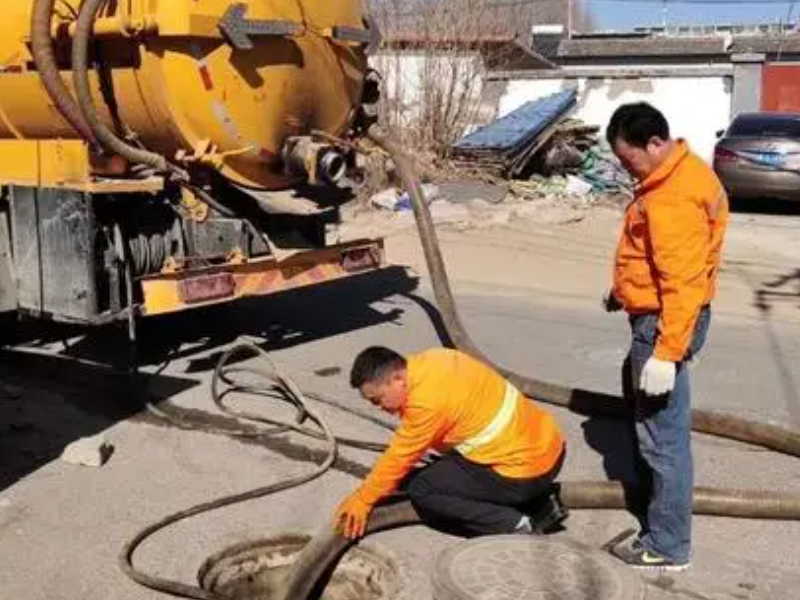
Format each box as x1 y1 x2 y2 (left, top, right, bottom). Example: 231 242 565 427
350 346 408 415
606 103 673 181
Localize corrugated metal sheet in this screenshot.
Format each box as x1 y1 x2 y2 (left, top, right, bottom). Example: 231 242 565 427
762 64 800 112
453 88 577 152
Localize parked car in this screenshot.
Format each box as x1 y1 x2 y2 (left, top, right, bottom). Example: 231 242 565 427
713 112 800 201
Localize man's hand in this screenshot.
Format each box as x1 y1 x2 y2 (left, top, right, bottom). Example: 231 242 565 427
602 289 623 313
639 357 676 396
334 492 373 540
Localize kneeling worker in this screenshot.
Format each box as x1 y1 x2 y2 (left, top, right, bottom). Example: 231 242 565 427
334 346 567 539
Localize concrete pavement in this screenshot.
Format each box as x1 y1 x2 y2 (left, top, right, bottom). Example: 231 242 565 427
1 207 799 600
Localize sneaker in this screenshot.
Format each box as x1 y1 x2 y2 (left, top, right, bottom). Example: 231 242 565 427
610 536 690 572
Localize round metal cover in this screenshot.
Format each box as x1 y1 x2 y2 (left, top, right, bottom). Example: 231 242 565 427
432 535 644 600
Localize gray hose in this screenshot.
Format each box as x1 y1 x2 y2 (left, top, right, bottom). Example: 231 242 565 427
71 0 177 174
30 0 97 143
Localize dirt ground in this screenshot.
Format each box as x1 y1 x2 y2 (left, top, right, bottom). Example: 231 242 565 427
338 189 799 325
1 186 799 600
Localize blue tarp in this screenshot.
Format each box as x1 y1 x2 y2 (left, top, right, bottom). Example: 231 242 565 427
453 88 578 154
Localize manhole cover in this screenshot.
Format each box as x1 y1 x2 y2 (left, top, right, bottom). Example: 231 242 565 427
432 535 644 600
198 533 401 600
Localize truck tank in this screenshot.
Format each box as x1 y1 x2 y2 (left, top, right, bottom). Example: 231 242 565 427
0 0 385 326
0 0 372 190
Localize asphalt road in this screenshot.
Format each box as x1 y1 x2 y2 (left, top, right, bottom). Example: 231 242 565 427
1 206 799 600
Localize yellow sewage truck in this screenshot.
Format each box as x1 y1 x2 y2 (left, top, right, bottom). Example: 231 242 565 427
0 0 383 325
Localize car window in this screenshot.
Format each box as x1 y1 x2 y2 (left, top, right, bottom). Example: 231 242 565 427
728 115 800 138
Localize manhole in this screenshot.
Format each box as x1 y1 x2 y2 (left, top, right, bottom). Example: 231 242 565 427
198 533 401 600
432 535 644 600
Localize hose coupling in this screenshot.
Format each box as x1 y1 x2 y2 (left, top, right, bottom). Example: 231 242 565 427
282 136 348 186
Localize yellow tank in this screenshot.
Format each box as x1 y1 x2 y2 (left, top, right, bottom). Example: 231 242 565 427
0 0 370 189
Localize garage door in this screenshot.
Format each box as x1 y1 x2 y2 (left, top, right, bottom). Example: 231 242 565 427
762 64 800 112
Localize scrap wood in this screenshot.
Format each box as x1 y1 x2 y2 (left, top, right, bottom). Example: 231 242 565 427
451 89 578 177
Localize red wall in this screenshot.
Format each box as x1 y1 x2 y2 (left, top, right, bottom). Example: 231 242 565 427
762 64 800 112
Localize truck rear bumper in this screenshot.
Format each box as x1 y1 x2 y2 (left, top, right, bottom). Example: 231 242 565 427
139 239 385 317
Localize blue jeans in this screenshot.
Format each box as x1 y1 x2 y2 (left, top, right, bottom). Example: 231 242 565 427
624 306 710 562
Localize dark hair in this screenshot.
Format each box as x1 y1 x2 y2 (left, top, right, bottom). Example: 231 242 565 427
606 102 670 149
350 346 407 388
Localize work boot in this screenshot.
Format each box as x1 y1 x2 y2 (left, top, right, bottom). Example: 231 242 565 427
529 490 569 534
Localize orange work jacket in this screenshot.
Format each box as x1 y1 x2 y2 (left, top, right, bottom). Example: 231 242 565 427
355 348 564 506
612 140 729 362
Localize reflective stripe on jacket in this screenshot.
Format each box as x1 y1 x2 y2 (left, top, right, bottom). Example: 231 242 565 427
455 381 519 455
355 348 564 506
612 140 729 362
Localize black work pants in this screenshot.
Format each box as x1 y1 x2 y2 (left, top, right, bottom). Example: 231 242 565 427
405 449 565 537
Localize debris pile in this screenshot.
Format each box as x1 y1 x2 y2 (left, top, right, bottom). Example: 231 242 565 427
356 176 619 236
355 91 632 235
450 90 632 197
533 120 599 175
451 89 578 178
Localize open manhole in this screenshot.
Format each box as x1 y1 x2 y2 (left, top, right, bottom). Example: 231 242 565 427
432 535 645 600
198 534 402 600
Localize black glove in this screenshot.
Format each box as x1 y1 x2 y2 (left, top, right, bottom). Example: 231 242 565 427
602 289 623 313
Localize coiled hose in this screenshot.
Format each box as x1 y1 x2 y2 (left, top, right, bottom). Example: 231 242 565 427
120 340 402 599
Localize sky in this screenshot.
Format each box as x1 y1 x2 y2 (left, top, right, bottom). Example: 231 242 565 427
584 0 800 31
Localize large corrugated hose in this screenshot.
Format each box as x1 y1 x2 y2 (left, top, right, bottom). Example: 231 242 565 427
67 2 266 234
30 0 97 144
71 0 178 175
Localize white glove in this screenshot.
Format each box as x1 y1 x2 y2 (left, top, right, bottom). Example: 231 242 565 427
639 357 676 396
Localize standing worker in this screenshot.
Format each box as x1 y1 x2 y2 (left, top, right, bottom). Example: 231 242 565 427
334 346 568 539
603 103 729 571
